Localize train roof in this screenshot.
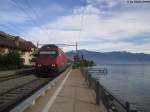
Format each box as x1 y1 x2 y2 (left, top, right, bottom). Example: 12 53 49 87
41 44 58 49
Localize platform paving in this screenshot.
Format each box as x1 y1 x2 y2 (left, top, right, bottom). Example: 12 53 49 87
24 69 107 112
48 69 106 112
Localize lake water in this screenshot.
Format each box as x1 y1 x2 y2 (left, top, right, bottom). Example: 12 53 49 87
91 64 150 112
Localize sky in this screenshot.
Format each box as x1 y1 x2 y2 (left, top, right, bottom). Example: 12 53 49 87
0 0 150 53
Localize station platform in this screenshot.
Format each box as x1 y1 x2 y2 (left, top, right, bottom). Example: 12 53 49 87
24 69 107 112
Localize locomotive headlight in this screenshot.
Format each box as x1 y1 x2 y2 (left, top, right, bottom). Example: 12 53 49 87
52 64 55 67
37 64 42 67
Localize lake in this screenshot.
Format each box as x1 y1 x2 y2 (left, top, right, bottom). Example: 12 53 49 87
91 64 150 112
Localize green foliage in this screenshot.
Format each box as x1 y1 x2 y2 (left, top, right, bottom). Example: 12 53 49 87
0 51 23 68
78 59 95 67
73 54 95 68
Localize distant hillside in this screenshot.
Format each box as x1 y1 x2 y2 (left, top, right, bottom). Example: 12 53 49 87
66 50 150 64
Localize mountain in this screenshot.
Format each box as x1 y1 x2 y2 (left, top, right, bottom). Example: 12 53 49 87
65 50 150 64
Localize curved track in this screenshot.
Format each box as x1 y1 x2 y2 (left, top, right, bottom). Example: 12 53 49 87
0 72 54 112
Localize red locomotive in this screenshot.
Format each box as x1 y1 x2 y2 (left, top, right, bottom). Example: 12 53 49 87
35 44 68 75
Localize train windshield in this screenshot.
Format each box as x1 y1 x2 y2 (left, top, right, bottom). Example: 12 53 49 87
39 51 57 58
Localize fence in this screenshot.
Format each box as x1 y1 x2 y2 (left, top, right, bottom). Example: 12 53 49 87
80 68 138 112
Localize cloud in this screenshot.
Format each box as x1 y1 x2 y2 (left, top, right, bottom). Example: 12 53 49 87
24 6 150 43
87 0 124 9
23 3 150 53
0 0 28 23
0 0 66 28
78 39 150 54
1 0 150 53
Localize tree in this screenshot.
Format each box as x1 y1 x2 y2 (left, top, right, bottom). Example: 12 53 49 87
0 51 23 68
6 51 22 66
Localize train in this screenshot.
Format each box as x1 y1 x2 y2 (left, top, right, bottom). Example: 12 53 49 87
35 44 68 75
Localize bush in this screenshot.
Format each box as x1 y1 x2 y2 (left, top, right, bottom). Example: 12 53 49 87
78 59 95 67
0 54 7 66
0 51 23 68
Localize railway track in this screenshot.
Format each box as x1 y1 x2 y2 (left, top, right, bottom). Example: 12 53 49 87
0 74 30 83
0 73 53 112
0 69 34 83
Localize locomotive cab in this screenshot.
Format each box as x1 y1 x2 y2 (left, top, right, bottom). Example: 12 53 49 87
35 44 67 75
36 50 58 71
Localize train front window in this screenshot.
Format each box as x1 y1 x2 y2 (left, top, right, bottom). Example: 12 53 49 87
39 51 57 58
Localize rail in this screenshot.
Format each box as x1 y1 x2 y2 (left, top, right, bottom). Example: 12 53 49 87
9 68 71 112
80 68 139 112
0 69 34 82
0 68 34 78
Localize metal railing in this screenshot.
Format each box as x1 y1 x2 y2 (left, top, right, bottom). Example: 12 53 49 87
80 68 138 112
